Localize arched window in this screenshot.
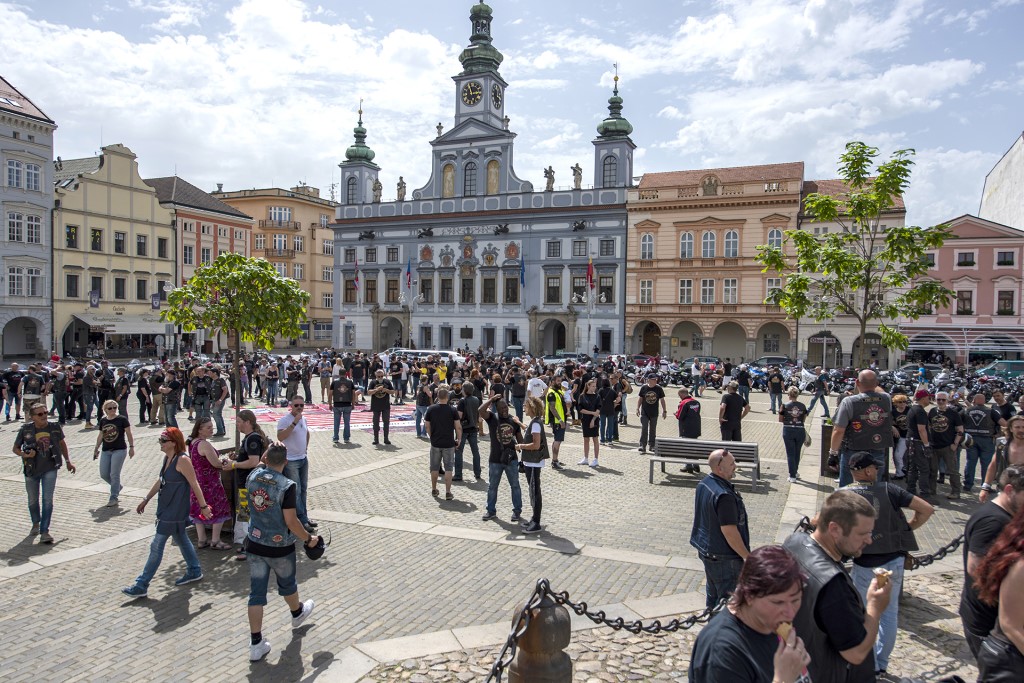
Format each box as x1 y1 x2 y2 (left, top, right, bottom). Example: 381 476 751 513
679 232 693 259
442 164 455 198
767 228 783 249
702 231 716 258
724 230 739 257
346 177 357 204
602 156 618 187
464 162 477 196
640 233 654 260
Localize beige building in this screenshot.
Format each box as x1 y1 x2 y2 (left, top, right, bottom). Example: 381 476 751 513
53 144 176 356
626 163 804 363
212 185 338 348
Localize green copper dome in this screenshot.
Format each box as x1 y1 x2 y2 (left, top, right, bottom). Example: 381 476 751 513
344 110 376 163
596 77 633 138
460 1 502 75
471 2 493 17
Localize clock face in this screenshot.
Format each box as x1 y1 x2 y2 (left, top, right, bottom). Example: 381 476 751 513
491 84 502 108
461 81 483 106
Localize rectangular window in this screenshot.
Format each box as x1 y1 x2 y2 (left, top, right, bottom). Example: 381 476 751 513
157 280 168 301
387 247 399 263
322 265 333 281
136 234 147 256
763 333 781 353
136 279 148 300
678 279 692 304
293 235 304 252
766 277 782 299
157 237 168 259
997 251 1015 266
546 241 561 258
218 227 227 238
26 267 41 297
201 223 211 235
7 159 22 187
923 253 935 267
7 267 22 297
440 278 453 304
322 292 333 308
181 220 194 232
24 215 40 243
998 290 1015 315
365 247 377 263
114 231 126 254
599 239 615 257
201 247 211 264
386 278 399 303
27 165 41 191
956 290 973 314
66 273 79 298
420 278 433 303
7 212 23 241
364 278 378 304
183 245 194 265
252 234 264 250
91 276 103 298
957 252 975 266
344 279 357 303
460 278 474 304
482 277 496 304
723 278 738 304
344 247 355 263
545 276 561 304
114 277 126 300
639 279 653 304
598 275 613 304
505 276 520 304
572 240 587 258
323 239 334 255
701 278 715 304
293 263 304 280
268 206 291 222
91 228 102 251
273 233 287 250
571 276 587 301
66 225 79 249
320 214 330 228
274 262 287 278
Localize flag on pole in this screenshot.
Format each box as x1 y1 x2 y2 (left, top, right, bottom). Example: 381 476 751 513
587 256 595 290
354 257 360 289
406 257 412 289
519 246 526 287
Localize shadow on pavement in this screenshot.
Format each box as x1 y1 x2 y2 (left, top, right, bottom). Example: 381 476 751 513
248 624 336 683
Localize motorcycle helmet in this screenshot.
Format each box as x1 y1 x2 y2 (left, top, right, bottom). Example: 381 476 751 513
304 528 331 560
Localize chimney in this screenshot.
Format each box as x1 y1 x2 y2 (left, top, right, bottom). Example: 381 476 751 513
216 183 223 192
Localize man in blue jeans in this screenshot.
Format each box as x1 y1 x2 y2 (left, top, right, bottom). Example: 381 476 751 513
455 383 482 480
961 392 999 492
243 443 319 662
276 399 317 534
14 406 76 544
807 366 831 419
480 396 523 523
329 373 359 443
689 449 749 607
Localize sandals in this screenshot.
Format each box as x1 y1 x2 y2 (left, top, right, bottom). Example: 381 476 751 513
196 541 210 549
210 541 232 550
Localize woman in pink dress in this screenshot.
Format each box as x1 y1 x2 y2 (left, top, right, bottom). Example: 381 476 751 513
187 417 232 549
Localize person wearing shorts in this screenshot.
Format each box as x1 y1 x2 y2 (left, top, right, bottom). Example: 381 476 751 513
425 387 461 500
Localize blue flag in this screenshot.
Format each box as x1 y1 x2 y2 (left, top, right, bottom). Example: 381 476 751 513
406 256 412 289
519 249 525 287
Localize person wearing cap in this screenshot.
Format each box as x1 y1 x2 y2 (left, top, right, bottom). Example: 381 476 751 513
241 442 318 662
905 389 935 501
829 370 893 488
690 449 750 607
842 451 933 675
719 381 750 441
637 374 667 454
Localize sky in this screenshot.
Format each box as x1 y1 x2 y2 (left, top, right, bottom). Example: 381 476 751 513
3 0 1023 228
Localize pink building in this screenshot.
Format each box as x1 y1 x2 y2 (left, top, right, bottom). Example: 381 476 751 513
902 214 1024 362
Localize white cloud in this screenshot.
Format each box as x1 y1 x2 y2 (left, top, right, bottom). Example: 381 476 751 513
905 147 1000 227
514 78 570 90
128 0 207 32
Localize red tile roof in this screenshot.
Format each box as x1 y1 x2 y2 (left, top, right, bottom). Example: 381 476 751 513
639 161 804 189
804 178 906 210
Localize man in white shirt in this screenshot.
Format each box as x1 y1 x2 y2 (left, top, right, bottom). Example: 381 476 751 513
527 372 547 400
276 397 316 533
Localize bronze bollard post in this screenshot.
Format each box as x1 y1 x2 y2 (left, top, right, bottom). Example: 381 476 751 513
508 591 572 683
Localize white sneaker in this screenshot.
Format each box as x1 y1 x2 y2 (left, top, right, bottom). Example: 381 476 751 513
590 459 599 468
249 638 271 662
787 476 797 483
577 458 588 465
292 599 315 628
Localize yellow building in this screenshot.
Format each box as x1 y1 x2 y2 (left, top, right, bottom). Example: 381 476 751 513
212 184 338 349
53 144 176 357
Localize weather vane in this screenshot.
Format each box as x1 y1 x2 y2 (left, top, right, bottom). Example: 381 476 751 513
613 62 620 93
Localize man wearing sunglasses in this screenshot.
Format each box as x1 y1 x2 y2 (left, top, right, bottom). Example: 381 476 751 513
928 391 964 500
276 399 316 534
13 406 76 543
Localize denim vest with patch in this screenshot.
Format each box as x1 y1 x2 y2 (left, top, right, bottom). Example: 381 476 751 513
245 466 296 548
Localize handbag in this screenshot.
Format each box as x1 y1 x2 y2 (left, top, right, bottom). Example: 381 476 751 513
977 633 1024 682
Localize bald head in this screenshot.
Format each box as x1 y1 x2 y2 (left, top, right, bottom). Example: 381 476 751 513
708 449 736 480
856 369 878 391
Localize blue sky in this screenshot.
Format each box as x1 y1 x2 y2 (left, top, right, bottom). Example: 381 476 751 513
3 0 1022 227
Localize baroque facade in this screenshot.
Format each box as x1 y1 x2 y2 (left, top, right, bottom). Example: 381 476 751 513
331 2 633 354
0 75 55 358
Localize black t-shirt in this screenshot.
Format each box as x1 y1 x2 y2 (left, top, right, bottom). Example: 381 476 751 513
99 415 131 451
424 403 459 448
815 574 868 652
780 401 808 426
689 608 781 683
390 362 402 382
486 412 521 465
736 369 750 387
960 501 1012 633
767 372 784 393
350 360 366 379
330 378 355 406
21 372 43 396
637 384 665 416
598 386 619 416
906 404 929 441
366 378 393 410
715 492 739 526
721 393 747 425
243 484 297 558
928 406 962 448
212 377 228 400
14 421 65 476
992 401 1016 423
239 431 266 463
892 407 910 438
458 395 480 432
4 370 24 394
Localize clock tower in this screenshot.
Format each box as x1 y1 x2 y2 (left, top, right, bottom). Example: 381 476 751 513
453 2 507 130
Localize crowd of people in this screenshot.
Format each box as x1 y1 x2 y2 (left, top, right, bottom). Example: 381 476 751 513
5 348 1024 677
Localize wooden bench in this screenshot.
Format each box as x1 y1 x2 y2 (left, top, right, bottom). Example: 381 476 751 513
649 438 761 487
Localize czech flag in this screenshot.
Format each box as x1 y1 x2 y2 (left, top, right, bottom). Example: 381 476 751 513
587 256 595 289
354 257 360 289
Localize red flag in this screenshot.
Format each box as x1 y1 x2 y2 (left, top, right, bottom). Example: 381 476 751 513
587 257 595 290
354 257 360 289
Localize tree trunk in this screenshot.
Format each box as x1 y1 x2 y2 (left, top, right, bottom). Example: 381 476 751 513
232 330 241 450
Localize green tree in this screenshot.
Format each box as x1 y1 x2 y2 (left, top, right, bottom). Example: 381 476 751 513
756 142 954 368
160 253 311 442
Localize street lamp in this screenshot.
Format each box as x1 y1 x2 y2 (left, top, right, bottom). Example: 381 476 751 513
572 290 606 354
163 283 181 361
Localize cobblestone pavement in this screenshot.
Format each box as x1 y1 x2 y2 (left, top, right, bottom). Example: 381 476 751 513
0 390 978 681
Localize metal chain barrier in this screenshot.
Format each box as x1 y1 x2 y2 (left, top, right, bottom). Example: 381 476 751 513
792 516 964 571
486 578 725 683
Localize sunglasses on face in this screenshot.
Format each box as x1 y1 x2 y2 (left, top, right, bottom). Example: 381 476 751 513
158 437 172 444
292 404 304 409
32 411 48 417
105 407 117 411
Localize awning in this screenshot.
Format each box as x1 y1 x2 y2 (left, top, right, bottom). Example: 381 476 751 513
72 313 169 335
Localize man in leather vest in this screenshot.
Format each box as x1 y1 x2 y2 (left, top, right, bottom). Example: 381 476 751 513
783 490 892 683
689 449 750 607
842 451 934 676
830 370 893 488
245 443 320 663
961 392 1000 493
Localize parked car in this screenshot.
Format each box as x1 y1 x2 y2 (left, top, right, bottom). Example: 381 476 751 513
975 360 1024 379
680 355 723 369
751 355 795 367
501 345 528 360
898 363 944 380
